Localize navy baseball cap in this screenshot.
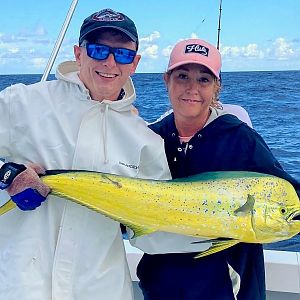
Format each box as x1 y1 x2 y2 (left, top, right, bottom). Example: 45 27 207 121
79 8 138 47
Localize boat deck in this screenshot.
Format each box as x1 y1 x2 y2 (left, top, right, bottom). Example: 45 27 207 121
124 241 300 300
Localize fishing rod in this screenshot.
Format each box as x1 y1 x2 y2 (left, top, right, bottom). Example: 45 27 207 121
216 0 223 82
216 0 222 50
40 0 79 82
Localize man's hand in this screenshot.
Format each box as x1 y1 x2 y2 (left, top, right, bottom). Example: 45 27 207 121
0 162 50 210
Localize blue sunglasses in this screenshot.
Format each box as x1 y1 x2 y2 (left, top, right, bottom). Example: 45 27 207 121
83 42 137 64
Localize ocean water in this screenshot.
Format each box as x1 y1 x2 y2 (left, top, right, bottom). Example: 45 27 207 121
0 71 299 251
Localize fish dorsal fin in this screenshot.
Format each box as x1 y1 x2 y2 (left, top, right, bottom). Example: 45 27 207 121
194 239 239 258
234 194 255 217
174 171 271 183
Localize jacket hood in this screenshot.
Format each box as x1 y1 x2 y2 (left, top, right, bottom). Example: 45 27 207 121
55 61 136 112
55 61 83 87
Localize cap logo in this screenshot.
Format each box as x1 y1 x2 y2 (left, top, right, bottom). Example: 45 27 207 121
92 9 124 22
185 44 209 56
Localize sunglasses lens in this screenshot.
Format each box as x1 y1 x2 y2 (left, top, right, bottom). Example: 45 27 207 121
86 43 136 64
86 44 109 60
114 48 136 64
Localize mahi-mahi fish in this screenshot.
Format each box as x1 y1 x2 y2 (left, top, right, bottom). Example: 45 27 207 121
0 170 299 257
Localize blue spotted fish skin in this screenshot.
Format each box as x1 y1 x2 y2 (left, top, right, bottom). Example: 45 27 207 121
134 172 299 243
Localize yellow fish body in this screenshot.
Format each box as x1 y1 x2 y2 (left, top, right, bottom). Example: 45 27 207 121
0 170 299 257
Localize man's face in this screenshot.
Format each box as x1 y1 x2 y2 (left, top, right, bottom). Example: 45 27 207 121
74 31 140 101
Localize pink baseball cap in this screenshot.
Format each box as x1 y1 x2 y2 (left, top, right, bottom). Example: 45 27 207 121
167 38 222 79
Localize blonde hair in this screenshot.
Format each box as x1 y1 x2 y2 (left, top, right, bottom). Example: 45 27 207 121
210 79 222 109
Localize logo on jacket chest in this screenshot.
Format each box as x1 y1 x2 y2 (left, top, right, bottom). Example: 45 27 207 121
119 161 139 170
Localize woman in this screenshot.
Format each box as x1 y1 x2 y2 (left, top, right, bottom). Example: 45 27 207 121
133 39 300 300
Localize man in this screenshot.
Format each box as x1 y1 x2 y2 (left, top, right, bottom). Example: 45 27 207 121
0 8 170 300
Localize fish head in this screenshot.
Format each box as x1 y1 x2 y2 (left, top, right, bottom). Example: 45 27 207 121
252 178 300 243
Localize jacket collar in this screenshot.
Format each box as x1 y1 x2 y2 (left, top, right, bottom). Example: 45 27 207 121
154 111 244 142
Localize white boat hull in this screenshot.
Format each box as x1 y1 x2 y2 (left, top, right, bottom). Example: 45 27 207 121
124 241 300 300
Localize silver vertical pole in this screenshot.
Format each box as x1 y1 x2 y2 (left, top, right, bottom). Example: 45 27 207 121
40 0 79 81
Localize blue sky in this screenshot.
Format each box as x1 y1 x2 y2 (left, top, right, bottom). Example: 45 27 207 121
0 0 300 74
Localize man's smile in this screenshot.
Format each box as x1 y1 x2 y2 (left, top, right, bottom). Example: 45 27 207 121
95 71 118 78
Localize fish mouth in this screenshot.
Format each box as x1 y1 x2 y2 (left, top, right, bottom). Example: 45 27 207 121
288 210 300 222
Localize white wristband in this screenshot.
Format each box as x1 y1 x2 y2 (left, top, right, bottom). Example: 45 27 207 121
0 160 4 168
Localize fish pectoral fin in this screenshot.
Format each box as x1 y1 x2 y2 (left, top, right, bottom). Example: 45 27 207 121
194 239 239 258
234 194 255 217
0 200 16 216
191 237 233 244
128 225 156 238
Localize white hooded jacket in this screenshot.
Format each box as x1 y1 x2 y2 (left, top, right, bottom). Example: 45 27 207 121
0 61 171 300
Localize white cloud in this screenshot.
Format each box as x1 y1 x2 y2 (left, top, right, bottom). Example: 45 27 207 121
272 37 294 60
220 37 300 71
139 31 162 59
220 37 300 63
1 23 300 73
162 45 173 57
190 33 199 39
31 57 47 69
34 25 48 36
18 24 48 38
8 47 19 54
141 44 159 59
221 43 264 59
220 45 239 57
140 31 160 43
243 44 264 58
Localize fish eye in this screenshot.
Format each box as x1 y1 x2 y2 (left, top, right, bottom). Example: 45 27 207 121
280 208 286 214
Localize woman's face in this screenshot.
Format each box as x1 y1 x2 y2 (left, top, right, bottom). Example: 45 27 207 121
164 63 219 121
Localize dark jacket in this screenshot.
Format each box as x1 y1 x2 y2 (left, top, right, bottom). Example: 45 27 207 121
137 112 299 300
150 112 299 191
